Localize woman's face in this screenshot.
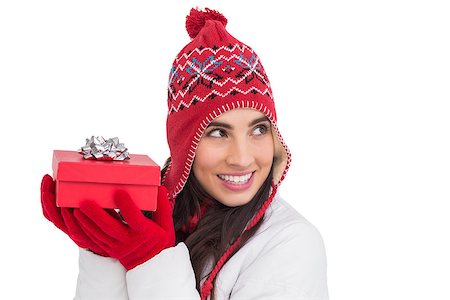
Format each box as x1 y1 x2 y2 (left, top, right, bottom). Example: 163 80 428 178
192 108 274 207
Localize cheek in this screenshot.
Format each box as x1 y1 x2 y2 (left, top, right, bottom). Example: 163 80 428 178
192 143 221 178
255 136 275 166
262 142 274 162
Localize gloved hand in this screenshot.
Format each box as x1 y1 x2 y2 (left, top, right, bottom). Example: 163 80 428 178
40 174 108 256
74 186 175 270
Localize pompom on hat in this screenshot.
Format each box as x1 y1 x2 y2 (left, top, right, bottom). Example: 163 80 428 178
162 8 292 298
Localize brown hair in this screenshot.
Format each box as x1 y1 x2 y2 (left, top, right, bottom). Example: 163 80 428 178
161 157 273 293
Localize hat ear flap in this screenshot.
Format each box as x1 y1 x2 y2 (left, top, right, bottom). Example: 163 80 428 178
271 124 291 186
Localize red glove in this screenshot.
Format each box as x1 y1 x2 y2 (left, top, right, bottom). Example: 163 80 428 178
74 186 175 270
40 174 108 256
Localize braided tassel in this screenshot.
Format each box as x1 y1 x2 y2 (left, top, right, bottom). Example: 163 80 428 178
200 184 278 299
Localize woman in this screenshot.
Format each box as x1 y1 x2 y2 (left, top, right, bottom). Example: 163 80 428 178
41 8 328 299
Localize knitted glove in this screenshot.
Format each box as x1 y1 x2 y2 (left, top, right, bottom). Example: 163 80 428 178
40 174 108 256
74 186 175 270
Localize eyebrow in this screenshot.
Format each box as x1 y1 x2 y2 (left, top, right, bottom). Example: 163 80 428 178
208 116 270 129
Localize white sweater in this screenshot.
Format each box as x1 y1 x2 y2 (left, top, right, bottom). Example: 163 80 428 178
74 195 329 300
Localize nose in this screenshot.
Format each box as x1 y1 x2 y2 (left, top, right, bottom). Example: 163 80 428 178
225 138 254 168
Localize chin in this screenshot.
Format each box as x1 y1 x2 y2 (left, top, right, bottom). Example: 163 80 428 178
216 191 255 207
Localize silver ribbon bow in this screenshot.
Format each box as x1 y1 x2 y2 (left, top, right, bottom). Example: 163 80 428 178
79 136 130 160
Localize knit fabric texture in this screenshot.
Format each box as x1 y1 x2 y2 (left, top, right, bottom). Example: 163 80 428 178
163 8 291 203
162 8 292 299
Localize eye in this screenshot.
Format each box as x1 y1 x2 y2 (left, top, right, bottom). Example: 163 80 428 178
252 124 269 136
207 128 227 138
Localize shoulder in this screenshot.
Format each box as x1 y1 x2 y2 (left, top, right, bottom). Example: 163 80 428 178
259 194 325 248
228 192 328 276
218 194 329 299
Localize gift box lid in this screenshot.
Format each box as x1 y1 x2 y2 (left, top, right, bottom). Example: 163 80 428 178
52 150 160 185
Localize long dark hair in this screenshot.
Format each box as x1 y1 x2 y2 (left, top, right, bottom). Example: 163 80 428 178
161 157 274 293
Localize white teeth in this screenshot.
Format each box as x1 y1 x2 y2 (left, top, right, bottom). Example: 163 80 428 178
218 173 252 184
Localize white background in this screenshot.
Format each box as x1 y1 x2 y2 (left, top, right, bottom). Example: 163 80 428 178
1 0 449 299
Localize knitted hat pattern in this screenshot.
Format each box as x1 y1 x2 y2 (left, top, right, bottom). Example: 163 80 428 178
163 8 291 204
161 8 292 299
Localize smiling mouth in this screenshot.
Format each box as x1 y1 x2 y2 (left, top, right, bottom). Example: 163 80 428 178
217 172 254 185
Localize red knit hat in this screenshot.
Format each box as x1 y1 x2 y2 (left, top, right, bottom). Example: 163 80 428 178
162 8 292 298
163 8 291 200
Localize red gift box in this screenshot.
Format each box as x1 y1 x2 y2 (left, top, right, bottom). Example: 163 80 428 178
52 150 160 210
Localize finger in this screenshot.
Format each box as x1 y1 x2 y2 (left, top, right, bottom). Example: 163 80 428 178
63 208 108 256
73 208 117 248
40 192 51 221
114 190 148 230
40 174 57 222
41 190 68 234
40 175 55 216
76 218 110 254
61 208 91 248
79 199 128 238
152 186 174 232
41 174 55 195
